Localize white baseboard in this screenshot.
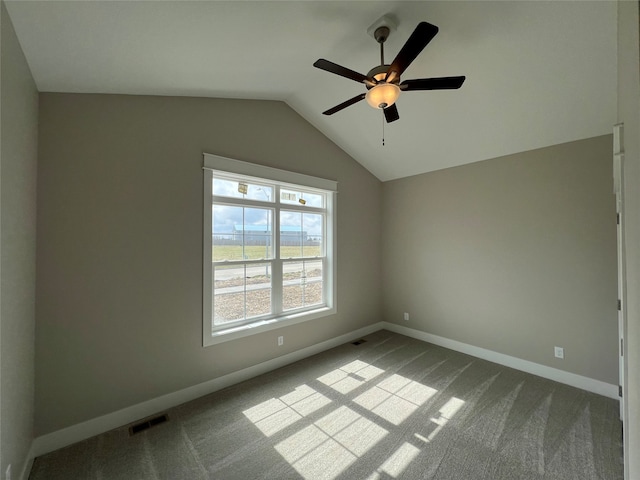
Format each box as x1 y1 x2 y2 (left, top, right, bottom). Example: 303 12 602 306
381 322 619 400
19 446 35 480
30 322 384 459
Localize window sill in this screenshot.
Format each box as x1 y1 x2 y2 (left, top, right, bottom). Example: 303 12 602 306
203 306 336 346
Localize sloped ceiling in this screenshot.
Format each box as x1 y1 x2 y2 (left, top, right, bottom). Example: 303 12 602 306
5 0 617 181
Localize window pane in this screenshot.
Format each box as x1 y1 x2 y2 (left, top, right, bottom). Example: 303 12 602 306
280 188 323 208
213 205 273 261
214 263 272 325
283 260 323 311
245 263 272 318
302 214 323 257
280 211 324 258
213 177 274 202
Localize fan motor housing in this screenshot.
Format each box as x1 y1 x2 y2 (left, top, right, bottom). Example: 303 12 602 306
365 65 398 89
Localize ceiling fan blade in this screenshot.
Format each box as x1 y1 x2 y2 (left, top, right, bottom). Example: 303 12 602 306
400 76 466 91
322 93 366 115
386 22 439 83
383 104 399 123
314 59 376 86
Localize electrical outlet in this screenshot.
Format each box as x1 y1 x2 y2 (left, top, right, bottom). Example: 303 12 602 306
554 346 564 359
403 312 409 321
278 336 284 346
5 464 11 480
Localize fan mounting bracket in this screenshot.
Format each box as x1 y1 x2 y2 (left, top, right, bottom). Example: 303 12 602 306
373 26 390 44
366 14 397 42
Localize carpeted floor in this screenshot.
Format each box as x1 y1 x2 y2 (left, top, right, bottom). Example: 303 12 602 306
29 330 623 479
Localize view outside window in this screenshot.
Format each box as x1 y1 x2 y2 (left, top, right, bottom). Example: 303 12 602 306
211 175 327 328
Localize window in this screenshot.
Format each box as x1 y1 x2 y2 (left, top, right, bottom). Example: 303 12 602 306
203 154 337 345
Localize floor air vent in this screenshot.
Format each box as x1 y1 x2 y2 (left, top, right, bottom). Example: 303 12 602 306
351 339 367 346
129 413 169 436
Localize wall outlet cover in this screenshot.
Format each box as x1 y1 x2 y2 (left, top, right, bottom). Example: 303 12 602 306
554 346 564 359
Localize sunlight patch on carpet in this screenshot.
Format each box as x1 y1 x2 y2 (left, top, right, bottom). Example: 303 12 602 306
246 360 470 479
317 360 384 394
243 386 331 436
375 442 421 478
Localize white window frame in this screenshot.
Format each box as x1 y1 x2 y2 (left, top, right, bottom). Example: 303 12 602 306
203 153 337 346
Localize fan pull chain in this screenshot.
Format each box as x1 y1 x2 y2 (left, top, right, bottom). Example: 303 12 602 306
382 110 385 146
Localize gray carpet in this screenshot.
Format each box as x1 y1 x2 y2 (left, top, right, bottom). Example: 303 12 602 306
29 330 623 479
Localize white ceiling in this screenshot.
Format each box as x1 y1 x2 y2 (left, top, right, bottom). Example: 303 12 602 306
5 0 617 181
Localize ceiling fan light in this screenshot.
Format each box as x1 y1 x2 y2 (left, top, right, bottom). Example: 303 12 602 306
365 83 400 109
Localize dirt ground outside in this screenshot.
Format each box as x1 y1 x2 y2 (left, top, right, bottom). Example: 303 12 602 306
214 272 322 323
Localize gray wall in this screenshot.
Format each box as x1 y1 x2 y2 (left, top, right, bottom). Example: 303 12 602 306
0 1 38 476
36 93 382 436
617 0 640 476
382 135 618 384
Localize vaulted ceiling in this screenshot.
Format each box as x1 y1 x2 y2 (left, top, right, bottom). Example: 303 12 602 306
5 1 617 181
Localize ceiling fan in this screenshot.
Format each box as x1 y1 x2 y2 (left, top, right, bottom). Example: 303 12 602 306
313 20 465 123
